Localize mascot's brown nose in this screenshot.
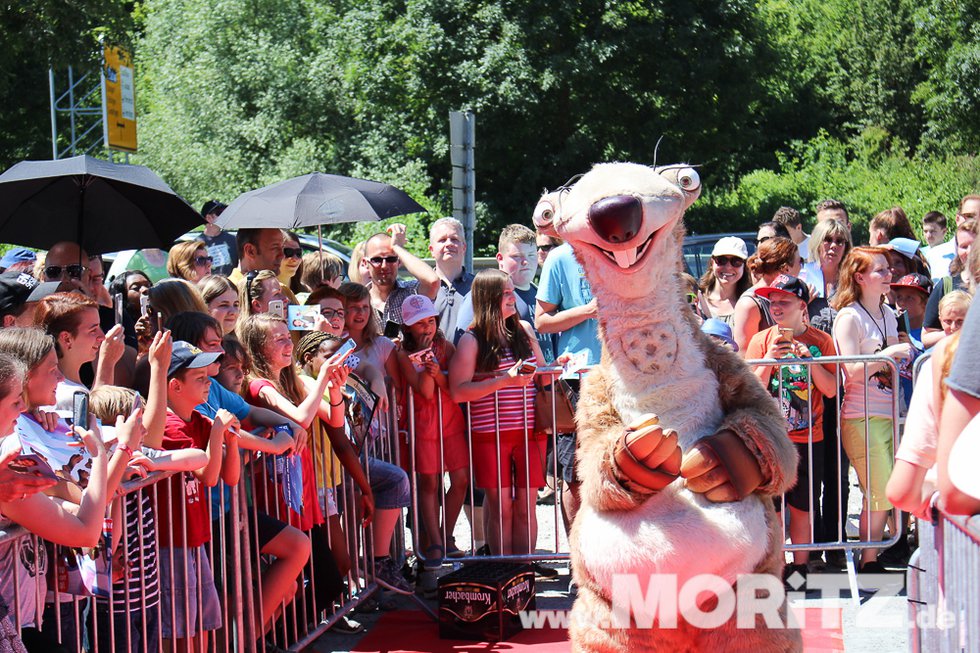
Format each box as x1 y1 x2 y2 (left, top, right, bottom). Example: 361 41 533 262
588 195 642 244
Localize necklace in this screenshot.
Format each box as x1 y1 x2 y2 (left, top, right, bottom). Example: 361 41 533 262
855 300 888 347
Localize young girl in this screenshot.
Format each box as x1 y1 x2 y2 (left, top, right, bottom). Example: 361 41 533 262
449 269 545 557
34 292 125 409
938 290 971 336
397 295 469 565
831 247 913 574
216 335 247 396
0 333 114 652
198 275 241 337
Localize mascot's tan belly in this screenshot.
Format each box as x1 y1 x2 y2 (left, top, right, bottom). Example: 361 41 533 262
577 370 769 600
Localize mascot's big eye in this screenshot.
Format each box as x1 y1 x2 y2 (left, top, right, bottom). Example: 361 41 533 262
676 167 700 192
533 200 556 228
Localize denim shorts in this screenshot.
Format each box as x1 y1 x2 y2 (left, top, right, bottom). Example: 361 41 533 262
367 457 411 510
158 545 222 639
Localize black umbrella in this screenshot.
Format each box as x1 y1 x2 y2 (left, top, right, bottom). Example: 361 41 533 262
215 172 426 230
0 155 202 254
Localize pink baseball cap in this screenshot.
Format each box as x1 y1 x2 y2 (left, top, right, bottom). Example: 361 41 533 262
401 294 438 326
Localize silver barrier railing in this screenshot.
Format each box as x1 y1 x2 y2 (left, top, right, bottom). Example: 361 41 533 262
399 354 905 589
908 508 980 652
1 402 404 653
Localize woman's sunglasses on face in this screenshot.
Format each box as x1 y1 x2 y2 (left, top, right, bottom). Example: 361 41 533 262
712 256 744 268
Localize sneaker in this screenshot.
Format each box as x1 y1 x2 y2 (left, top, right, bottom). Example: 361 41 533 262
532 563 559 579
825 550 847 569
857 560 889 591
445 540 466 559
373 557 414 595
329 615 364 634
877 539 911 568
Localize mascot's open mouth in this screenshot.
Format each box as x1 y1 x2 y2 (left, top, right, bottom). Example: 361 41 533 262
586 216 677 272
593 231 655 269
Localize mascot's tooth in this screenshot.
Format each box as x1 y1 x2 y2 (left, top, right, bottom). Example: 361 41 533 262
614 248 637 268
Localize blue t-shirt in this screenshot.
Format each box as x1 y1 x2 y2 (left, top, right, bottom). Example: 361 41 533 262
198 379 251 516
536 243 601 364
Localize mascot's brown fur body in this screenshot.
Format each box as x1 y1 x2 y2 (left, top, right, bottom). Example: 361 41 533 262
533 162 802 652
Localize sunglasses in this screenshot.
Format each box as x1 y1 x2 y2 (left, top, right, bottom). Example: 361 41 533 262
712 255 744 268
537 244 555 253
245 269 260 299
283 247 302 259
756 236 772 246
44 264 87 280
193 256 213 266
368 255 399 266
824 238 848 247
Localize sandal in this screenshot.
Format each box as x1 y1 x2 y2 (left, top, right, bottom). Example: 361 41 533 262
422 544 445 571
445 540 466 559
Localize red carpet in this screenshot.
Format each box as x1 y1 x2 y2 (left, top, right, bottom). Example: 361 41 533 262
351 607 844 652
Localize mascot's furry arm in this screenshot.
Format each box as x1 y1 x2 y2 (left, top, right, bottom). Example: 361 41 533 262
576 335 797 515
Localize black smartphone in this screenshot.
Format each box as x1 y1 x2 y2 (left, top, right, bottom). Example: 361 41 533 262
383 320 401 339
72 391 89 431
896 310 910 334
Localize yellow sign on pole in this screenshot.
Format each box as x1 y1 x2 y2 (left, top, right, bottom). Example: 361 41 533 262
103 46 137 153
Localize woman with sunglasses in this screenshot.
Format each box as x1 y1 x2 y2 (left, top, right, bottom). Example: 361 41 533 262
166 240 213 283
277 231 306 298
800 219 852 300
698 237 751 325
732 237 803 353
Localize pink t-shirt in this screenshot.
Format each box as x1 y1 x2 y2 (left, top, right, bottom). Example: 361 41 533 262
896 362 937 470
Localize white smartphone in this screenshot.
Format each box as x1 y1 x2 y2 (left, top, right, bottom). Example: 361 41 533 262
268 300 285 319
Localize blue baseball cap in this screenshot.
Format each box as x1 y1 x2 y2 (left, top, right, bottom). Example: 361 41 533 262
701 318 739 352
168 341 222 378
0 247 36 270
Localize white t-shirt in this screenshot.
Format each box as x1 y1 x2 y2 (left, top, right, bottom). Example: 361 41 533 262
925 240 956 281
833 303 899 420
54 379 89 412
0 438 47 629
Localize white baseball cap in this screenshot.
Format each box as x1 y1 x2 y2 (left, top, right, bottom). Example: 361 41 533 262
711 237 749 260
401 294 438 326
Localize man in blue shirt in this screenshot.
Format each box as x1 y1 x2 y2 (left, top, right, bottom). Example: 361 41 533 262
535 241 600 537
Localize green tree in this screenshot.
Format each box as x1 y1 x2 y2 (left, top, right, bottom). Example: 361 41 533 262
0 1 133 170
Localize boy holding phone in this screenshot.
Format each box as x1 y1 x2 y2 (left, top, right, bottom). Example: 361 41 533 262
157 341 241 649
744 275 838 582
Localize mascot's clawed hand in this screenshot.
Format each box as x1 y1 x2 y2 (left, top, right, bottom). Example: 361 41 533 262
613 414 681 493
615 414 765 501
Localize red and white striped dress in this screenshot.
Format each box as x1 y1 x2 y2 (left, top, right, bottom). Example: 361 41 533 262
468 348 536 440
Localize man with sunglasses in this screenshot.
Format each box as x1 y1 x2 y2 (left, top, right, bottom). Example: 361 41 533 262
199 200 238 276
363 224 439 326
229 228 287 287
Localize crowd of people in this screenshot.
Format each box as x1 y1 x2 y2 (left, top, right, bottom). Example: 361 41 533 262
0 190 978 652
693 197 980 584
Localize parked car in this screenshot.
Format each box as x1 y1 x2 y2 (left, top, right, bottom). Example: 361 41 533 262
682 232 757 279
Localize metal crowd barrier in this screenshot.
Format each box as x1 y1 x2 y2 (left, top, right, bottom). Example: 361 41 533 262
907 509 980 653
400 354 905 583
1 388 405 653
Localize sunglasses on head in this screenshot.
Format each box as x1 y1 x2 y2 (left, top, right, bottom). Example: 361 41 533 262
194 256 213 266
756 236 772 246
712 255 744 268
245 269 260 298
368 255 399 266
44 264 87 280
283 247 302 259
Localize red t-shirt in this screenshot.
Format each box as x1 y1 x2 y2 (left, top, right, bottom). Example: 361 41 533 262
246 379 324 531
745 325 837 443
157 410 213 548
